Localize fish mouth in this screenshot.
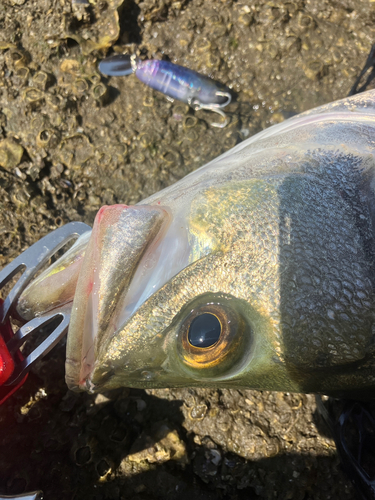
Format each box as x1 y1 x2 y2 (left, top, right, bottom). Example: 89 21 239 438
66 204 191 391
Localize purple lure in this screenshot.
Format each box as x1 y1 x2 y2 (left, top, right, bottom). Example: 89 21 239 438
99 54 231 127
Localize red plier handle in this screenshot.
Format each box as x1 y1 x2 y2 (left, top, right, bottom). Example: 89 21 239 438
0 301 27 404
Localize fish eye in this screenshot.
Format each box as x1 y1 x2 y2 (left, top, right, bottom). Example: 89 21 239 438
177 301 249 375
188 313 221 348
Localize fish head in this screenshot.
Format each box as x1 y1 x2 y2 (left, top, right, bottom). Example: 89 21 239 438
67 178 286 392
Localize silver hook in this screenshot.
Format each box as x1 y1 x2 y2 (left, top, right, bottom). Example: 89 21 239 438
214 91 232 108
190 91 232 128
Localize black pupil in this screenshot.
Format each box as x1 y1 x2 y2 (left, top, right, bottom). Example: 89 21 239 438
188 313 221 348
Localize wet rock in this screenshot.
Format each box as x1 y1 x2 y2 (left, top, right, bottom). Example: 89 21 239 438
124 421 188 466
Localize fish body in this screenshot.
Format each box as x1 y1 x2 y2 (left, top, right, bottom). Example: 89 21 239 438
19 90 375 398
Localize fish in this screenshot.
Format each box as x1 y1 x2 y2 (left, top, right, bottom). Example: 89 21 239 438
17 90 375 399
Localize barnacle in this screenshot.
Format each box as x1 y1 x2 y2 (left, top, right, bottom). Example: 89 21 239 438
31 113 50 130
211 24 227 38
137 130 161 157
185 128 199 141
59 134 94 168
0 138 24 171
138 132 154 148
58 65 78 91
6 472 30 495
183 115 199 130
208 13 223 25
33 71 53 91
45 92 65 111
88 73 101 85
5 49 29 69
179 140 192 159
36 129 61 149
94 152 112 168
207 14 227 38
140 0 169 21
222 134 238 149
143 95 155 107
298 13 315 29
23 88 45 109
74 443 93 466
178 32 193 47
81 157 101 179
194 36 211 53
161 149 180 165
132 151 146 163
60 59 80 75
73 78 89 95
110 143 128 160
172 103 190 121
204 52 221 70
188 403 207 421
96 459 111 480
13 67 29 87
57 61 102 100
91 82 108 105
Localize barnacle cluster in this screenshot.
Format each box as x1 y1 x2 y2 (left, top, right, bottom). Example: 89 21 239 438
66 0 125 54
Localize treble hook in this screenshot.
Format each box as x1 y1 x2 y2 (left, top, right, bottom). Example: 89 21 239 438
99 54 232 128
190 91 232 128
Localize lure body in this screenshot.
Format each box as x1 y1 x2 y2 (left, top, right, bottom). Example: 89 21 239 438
98 55 231 127
135 59 229 106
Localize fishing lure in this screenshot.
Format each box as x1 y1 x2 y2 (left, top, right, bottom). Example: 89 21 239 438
99 54 232 128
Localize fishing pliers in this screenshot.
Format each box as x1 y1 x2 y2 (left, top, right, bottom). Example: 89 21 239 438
0 222 90 404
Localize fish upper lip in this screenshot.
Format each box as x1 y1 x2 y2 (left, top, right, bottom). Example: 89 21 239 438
66 203 193 390
112 208 191 332
65 204 172 389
